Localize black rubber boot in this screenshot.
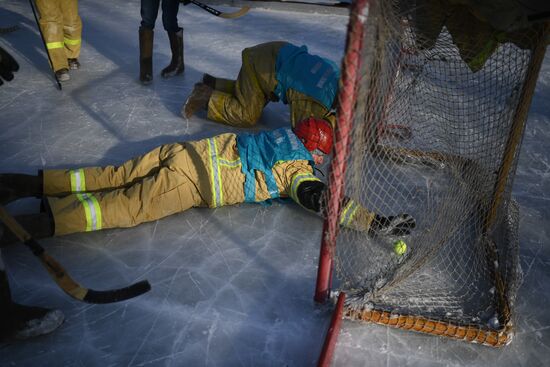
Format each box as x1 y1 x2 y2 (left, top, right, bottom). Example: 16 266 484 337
202 73 216 88
68 58 80 70
202 73 235 93
0 270 64 341
139 27 154 84
161 28 184 78
0 213 54 247
0 173 42 205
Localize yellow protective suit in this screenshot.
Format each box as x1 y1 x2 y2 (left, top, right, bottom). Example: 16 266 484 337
207 42 337 128
35 0 82 72
42 133 373 236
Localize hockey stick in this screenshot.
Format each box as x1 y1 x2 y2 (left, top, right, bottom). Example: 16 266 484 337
181 0 250 19
0 205 151 304
28 0 62 90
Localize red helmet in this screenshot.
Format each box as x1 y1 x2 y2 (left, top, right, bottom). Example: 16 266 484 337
294 117 333 154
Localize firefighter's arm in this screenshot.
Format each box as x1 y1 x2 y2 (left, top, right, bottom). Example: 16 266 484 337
289 174 415 235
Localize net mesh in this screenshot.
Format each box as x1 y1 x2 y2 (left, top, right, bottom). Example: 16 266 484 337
325 0 548 346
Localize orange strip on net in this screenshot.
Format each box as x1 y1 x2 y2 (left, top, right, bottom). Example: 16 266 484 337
343 307 512 347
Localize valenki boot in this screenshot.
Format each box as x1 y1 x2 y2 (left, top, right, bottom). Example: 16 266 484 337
161 28 184 77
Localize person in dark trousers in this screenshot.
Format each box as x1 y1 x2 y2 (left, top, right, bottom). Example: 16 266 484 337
0 45 64 342
139 0 184 84
0 117 414 245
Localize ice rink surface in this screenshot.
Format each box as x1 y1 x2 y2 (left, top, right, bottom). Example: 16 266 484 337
0 0 549 366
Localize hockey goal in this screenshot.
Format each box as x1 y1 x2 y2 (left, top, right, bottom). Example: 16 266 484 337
316 0 549 349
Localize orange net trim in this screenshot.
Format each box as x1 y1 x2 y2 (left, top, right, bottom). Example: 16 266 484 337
344 307 513 347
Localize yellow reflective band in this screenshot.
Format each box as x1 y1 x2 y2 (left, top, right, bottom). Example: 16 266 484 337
290 173 319 204
46 41 64 50
340 200 359 227
64 37 81 46
76 193 102 231
213 138 224 206
207 138 223 207
219 158 241 168
70 169 86 192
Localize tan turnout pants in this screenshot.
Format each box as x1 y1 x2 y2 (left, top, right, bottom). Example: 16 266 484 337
43 143 205 236
35 0 82 72
207 41 336 128
207 41 284 127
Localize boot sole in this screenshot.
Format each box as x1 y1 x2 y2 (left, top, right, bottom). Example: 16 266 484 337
161 68 185 78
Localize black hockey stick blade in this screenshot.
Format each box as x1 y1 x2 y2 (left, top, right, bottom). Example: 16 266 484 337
38 248 151 304
0 205 151 304
182 0 250 19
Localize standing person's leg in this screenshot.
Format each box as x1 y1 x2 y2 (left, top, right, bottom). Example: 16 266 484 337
139 0 160 84
0 249 64 341
35 0 70 80
160 0 184 77
60 0 82 70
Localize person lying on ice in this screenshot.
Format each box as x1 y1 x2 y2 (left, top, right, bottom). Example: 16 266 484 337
0 118 414 245
182 41 339 129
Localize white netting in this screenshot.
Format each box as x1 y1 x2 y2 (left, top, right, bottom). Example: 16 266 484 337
326 0 548 344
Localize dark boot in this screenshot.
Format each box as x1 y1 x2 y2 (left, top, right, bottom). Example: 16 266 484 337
161 28 184 78
68 58 80 70
202 73 216 88
181 83 213 119
0 270 64 341
0 213 54 247
55 68 70 82
202 73 235 93
139 27 154 84
0 173 42 205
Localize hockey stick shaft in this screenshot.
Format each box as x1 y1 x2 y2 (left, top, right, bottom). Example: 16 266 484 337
181 0 250 19
28 0 62 90
0 205 151 304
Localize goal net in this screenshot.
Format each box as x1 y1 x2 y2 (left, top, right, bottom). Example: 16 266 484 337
316 0 549 346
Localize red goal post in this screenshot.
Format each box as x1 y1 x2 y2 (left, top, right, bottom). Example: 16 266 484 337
315 0 550 350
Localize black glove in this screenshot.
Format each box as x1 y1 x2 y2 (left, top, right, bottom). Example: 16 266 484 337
296 180 326 213
369 213 416 236
0 46 19 86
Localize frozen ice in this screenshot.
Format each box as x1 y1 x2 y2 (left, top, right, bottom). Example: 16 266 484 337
0 0 549 366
